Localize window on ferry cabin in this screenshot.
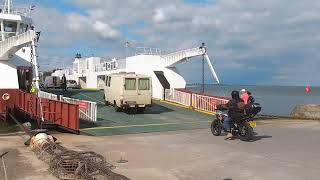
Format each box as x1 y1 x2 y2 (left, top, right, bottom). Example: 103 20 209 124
18 23 25 34
4 21 17 32
107 76 111 87
105 76 111 87
138 78 150 90
4 21 17 38
105 75 108 85
125 78 136 90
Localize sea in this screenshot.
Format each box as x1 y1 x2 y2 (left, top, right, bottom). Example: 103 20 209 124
186 84 320 116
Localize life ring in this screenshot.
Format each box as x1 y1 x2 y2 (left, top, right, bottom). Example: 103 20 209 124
2 93 10 101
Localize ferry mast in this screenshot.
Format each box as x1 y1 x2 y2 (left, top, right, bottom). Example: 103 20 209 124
4 0 13 13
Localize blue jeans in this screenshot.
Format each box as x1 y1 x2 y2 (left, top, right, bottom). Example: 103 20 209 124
223 117 233 132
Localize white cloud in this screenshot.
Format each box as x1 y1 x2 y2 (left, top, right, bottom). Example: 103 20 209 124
32 0 320 85
153 8 166 23
65 13 89 33
92 21 120 39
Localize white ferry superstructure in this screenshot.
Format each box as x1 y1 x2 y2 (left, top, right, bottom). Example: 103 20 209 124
53 45 220 99
0 0 39 90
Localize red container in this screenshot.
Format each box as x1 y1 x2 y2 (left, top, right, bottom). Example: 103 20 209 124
0 89 79 130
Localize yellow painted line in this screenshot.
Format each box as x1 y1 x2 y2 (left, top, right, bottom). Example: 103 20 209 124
152 98 162 101
159 100 191 109
81 88 100 91
81 120 212 131
79 93 105 104
158 99 216 116
194 109 215 115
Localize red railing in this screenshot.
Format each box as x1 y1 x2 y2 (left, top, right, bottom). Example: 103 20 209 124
0 89 79 130
164 88 229 114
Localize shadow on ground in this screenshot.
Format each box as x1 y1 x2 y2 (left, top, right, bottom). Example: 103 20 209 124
251 135 272 142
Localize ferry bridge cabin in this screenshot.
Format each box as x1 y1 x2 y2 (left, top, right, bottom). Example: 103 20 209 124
0 0 80 132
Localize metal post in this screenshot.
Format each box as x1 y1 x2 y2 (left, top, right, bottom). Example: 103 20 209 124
202 55 205 94
1 20 5 41
31 39 40 89
8 0 11 13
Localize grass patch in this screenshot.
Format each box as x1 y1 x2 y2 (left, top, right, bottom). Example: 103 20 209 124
0 122 20 134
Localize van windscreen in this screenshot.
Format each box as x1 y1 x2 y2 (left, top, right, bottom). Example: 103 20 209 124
125 78 136 90
139 78 150 90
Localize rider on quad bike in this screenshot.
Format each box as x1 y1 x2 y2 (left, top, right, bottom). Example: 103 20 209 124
219 90 245 139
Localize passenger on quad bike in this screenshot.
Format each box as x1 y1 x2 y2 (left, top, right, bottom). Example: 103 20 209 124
240 89 249 105
244 91 261 118
221 90 245 140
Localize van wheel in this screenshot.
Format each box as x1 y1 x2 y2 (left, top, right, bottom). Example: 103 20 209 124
137 107 145 114
103 95 109 106
114 103 122 112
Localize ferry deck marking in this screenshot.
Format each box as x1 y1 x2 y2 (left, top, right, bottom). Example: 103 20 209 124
81 120 212 131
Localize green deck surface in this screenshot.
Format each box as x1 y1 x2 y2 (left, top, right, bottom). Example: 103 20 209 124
46 89 213 136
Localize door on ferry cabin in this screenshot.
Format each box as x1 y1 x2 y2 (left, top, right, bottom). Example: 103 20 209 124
154 71 170 99
79 77 87 88
97 75 106 89
17 66 33 92
137 77 152 106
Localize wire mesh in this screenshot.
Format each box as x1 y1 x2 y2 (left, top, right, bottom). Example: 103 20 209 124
30 137 129 180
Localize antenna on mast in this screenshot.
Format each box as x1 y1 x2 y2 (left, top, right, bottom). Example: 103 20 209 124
4 0 13 13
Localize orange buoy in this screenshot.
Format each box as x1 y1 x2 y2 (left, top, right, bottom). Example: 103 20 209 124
305 85 311 93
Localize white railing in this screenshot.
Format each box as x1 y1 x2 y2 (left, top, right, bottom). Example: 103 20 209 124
135 47 162 56
0 30 36 60
192 93 229 113
38 91 58 100
165 89 191 106
164 89 228 114
0 6 31 16
61 96 97 123
94 60 118 72
161 47 206 67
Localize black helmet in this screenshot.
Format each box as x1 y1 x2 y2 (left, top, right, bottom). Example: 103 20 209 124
231 90 240 99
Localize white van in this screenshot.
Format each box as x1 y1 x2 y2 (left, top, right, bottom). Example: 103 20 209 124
104 73 152 112
44 76 61 89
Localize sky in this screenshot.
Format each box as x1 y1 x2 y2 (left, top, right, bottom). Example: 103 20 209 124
16 0 320 86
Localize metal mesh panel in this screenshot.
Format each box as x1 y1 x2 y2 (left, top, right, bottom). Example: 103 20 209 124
31 138 129 180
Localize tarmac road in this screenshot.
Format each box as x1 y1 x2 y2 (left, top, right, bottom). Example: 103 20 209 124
0 119 319 180
58 119 320 180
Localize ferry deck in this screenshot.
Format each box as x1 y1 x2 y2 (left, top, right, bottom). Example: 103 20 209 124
46 89 214 136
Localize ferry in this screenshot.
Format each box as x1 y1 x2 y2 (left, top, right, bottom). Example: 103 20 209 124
0 0 227 136
52 45 221 99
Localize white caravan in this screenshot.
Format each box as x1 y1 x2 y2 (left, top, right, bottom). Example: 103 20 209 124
104 72 152 113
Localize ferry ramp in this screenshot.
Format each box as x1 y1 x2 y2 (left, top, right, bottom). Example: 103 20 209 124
46 89 213 136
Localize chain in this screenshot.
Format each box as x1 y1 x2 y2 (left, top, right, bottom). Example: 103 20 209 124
30 42 34 115
30 42 34 66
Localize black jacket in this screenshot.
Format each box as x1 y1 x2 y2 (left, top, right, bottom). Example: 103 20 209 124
225 98 244 120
